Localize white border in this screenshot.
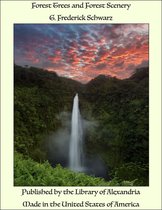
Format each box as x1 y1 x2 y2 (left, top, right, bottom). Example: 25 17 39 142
1 1 161 209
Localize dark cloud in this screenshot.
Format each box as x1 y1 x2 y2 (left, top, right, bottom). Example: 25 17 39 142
115 61 125 68
14 24 149 83
136 60 149 69
95 63 107 70
126 64 136 71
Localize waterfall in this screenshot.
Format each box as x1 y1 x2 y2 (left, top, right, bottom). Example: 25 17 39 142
69 93 84 172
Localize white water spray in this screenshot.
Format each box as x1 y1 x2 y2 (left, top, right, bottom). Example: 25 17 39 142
69 94 84 172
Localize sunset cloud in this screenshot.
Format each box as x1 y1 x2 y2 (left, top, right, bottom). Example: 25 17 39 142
14 24 149 83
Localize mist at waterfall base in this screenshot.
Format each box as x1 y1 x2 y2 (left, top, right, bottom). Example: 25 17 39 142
47 95 107 179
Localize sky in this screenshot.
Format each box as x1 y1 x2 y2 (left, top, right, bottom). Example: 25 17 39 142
14 24 149 83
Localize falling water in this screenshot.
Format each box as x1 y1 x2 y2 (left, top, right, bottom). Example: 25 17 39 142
69 93 84 172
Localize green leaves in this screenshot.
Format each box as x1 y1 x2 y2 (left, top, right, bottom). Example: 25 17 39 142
14 65 149 186
112 162 149 186
14 152 135 186
14 65 83 161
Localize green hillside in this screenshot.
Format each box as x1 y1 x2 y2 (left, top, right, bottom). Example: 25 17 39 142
14 64 149 186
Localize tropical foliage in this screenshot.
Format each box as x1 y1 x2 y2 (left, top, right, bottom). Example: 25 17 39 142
14 152 135 186
14 64 149 186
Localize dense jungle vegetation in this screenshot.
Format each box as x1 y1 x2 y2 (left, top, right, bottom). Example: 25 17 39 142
14 64 149 186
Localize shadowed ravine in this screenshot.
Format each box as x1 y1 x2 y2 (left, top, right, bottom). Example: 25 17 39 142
14 65 149 185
